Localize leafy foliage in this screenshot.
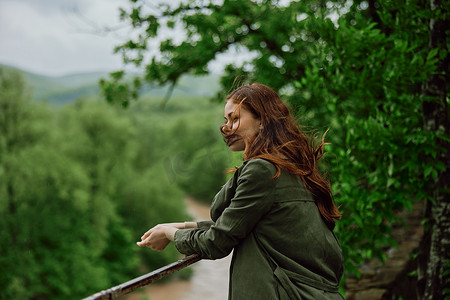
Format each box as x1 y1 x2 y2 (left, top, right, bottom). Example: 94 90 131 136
0 68 120 299
0 67 228 298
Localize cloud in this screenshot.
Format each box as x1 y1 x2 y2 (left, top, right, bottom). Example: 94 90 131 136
0 0 67 14
0 0 128 76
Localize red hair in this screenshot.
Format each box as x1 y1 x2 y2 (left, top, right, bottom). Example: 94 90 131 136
223 83 341 229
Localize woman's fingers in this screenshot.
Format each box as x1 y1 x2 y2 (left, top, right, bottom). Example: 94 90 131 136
137 226 171 251
137 234 154 248
137 237 169 251
141 231 151 241
141 225 159 240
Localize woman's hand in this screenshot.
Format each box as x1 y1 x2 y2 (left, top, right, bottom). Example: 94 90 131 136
136 222 197 251
137 224 172 251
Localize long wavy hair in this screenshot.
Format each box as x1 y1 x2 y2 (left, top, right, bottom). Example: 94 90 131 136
221 83 341 229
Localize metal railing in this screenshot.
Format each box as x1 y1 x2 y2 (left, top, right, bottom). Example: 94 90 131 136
82 254 201 300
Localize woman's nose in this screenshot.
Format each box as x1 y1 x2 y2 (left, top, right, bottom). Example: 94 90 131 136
220 123 231 135
220 124 228 135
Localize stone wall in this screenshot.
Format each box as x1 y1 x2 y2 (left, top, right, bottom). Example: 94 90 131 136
345 201 425 300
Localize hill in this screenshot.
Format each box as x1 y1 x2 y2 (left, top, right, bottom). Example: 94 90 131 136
0 64 221 105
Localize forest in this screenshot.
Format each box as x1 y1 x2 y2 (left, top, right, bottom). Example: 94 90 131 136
1 0 449 299
0 67 242 299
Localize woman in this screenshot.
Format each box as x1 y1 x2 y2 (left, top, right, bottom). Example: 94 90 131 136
137 83 344 299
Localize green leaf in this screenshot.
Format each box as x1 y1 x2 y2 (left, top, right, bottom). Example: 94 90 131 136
427 48 439 61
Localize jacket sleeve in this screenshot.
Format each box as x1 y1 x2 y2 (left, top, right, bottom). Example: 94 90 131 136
174 159 277 259
196 221 214 230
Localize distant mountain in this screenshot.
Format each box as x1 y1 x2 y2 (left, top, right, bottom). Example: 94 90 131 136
138 73 222 99
0 64 221 105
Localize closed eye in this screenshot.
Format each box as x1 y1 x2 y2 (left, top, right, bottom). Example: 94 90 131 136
224 116 238 124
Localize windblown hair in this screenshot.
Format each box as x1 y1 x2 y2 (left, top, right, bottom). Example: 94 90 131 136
223 83 342 230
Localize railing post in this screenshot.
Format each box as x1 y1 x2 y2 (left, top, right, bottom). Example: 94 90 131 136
82 254 201 300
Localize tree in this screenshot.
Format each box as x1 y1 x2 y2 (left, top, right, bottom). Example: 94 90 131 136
103 0 449 297
166 117 229 203
416 0 449 297
1 67 213 299
126 95 230 204
0 68 113 299
56 99 141 288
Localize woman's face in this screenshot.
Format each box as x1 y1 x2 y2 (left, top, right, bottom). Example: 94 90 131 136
222 100 261 152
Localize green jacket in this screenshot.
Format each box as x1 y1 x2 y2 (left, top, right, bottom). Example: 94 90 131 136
174 158 344 299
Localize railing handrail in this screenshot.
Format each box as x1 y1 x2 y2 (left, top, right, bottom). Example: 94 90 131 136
82 254 201 300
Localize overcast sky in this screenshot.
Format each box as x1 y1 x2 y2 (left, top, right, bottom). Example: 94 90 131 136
0 0 255 77
0 0 138 76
